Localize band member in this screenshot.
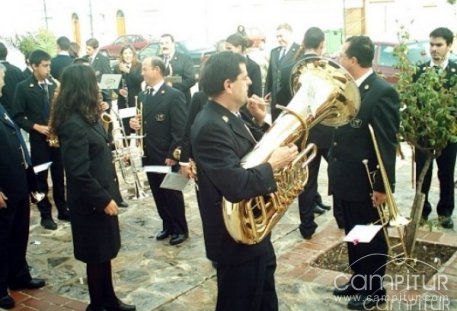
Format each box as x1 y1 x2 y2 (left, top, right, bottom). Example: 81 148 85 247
264 23 300 121
278 27 343 239
159 34 196 105
224 33 262 97
414 27 457 229
113 45 143 136
0 42 25 115
129 57 189 246
0 63 46 310
191 51 298 311
50 36 73 81
50 64 135 311
330 36 400 310
12 49 69 230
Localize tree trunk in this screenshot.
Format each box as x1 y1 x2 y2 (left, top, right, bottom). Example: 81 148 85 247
404 153 433 256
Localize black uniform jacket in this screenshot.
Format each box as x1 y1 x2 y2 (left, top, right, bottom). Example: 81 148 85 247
13 75 56 132
139 83 187 165
0 105 28 204
328 72 400 201
265 43 300 106
191 100 277 264
57 114 121 264
162 51 196 104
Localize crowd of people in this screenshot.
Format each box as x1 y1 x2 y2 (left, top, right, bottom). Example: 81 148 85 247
0 24 455 311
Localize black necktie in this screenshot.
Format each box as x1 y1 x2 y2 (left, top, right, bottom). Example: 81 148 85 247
279 48 286 61
40 82 50 120
146 87 154 96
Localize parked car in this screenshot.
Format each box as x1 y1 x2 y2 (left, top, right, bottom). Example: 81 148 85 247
138 40 216 74
373 40 429 84
99 34 151 59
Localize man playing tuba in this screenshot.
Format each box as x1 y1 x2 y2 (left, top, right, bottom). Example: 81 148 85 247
191 51 298 311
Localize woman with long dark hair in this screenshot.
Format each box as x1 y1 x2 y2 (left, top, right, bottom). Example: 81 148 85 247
49 64 135 311
113 45 143 135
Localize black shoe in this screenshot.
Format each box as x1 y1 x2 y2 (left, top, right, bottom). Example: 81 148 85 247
333 282 359 296
347 292 386 310
0 295 15 309
315 200 331 211
156 230 170 240
105 299 136 311
299 226 316 240
313 204 326 215
440 216 454 229
40 218 57 230
170 233 188 246
118 201 129 208
10 278 46 290
58 210 71 221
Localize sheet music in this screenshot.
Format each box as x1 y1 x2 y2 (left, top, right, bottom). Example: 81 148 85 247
343 225 383 244
99 74 122 90
118 107 137 119
160 172 190 191
33 161 53 173
143 165 172 174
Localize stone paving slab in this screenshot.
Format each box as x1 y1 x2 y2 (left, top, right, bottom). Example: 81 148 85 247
7 143 457 311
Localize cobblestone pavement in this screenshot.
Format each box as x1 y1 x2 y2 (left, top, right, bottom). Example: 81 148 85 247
8 143 457 311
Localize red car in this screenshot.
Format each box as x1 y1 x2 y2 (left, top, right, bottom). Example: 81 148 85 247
372 40 429 84
99 35 151 59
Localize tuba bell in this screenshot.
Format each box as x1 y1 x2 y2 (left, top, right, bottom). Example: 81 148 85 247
222 57 361 244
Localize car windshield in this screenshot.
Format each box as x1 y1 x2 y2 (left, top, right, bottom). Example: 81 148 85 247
378 41 428 67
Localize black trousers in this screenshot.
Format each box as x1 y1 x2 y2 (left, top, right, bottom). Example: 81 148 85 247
338 198 388 294
0 197 31 295
146 172 188 235
30 137 67 218
216 250 278 311
415 141 457 218
298 147 344 233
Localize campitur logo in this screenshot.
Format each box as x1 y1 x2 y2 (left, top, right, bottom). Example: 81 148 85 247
333 253 451 310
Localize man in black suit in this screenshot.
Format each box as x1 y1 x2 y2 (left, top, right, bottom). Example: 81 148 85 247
159 34 196 105
12 49 70 230
0 42 25 115
414 27 457 229
277 27 343 239
264 23 300 121
0 64 46 310
129 56 189 246
330 36 400 310
191 51 298 311
84 38 113 113
50 36 73 81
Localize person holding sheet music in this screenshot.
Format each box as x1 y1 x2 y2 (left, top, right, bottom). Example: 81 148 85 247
113 45 143 136
0 63 46 310
12 49 69 230
129 56 189 246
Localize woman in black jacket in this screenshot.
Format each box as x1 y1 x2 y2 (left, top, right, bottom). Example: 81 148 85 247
49 64 135 311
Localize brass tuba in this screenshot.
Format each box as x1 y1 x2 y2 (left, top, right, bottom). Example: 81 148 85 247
222 57 360 244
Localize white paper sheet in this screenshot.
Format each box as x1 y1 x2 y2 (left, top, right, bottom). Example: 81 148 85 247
160 172 190 191
343 225 383 244
143 165 172 174
118 107 137 119
99 74 122 89
33 161 53 173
